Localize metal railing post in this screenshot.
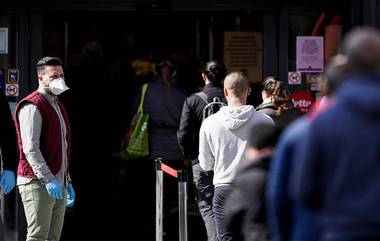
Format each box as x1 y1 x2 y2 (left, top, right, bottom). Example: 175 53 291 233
155 158 164 241
177 170 188 241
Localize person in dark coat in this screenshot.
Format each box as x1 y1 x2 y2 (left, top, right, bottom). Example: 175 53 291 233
177 61 226 241
255 77 278 117
256 77 303 128
0 92 17 192
292 27 380 241
145 61 186 163
126 61 186 240
0 91 17 241
267 54 346 241
225 123 281 241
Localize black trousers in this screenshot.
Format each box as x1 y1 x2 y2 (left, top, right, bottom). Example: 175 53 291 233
213 185 234 241
192 162 217 241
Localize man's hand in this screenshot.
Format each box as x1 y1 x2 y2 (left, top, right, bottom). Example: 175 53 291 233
45 178 64 200
0 170 16 195
66 183 75 207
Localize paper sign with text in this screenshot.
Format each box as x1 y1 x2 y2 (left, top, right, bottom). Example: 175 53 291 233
297 36 324 73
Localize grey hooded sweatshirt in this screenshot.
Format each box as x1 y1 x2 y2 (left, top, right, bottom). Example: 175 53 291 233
199 105 273 187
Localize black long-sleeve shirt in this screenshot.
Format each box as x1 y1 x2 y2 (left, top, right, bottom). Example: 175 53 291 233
0 91 18 171
177 83 225 160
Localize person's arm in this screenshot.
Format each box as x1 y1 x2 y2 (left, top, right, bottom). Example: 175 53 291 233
198 121 214 171
0 92 17 171
177 98 195 157
290 122 323 208
267 130 295 241
256 112 275 126
18 103 55 183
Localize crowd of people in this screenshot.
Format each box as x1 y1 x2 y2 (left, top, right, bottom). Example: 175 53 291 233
1 26 380 241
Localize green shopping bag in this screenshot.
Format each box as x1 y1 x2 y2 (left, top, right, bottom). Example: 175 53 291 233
115 84 149 160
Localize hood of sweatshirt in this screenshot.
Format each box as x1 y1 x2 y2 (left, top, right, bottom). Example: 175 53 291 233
219 105 254 130
337 75 380 118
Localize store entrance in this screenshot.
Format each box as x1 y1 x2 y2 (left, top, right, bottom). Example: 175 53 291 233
43 11 205 241
40 10 263 240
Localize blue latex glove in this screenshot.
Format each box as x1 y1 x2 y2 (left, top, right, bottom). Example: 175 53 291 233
66 183 75 207
0 170 16 195
45 178 64 200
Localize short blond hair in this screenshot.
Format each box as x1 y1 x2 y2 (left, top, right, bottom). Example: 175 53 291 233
224 71 249 97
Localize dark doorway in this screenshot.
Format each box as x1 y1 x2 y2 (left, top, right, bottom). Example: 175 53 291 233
43 11 205 241
41 10 263 240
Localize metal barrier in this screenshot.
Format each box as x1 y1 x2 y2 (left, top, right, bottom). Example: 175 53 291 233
155 158 188 241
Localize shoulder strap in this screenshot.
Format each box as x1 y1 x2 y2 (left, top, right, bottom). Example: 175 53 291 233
138 84 148 113
212 97 221 103
195 92 208 104
202 97 227 120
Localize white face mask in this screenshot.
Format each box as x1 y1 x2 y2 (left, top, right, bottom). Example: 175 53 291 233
49 77 69 96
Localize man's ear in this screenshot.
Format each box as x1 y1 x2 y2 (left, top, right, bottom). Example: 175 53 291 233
224 88 229 97
247 87 252 96
38 75 47 87
202 73 207 82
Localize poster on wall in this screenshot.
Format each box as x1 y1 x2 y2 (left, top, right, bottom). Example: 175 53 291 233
5 69 19 97
0 28 8 54
288 71 302 85
224 31 262 83
296 36 324 73
305 73 324 92
5 84 19 97
7 69 19 84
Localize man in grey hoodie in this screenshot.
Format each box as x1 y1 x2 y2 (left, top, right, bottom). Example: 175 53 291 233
199 71 273 241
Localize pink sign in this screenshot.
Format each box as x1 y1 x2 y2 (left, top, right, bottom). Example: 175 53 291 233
296 36 324 73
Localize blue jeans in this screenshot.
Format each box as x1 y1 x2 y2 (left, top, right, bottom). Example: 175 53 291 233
192 162 216 241
213 185 233 241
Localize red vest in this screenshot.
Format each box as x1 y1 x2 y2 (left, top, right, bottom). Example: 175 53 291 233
14 91 72 178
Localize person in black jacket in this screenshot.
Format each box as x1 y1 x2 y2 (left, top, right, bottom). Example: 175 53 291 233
256 77 303 128
256 77 278 117
225 123 281 241
0 91 17 241
177 61 226 241
0 91 17 191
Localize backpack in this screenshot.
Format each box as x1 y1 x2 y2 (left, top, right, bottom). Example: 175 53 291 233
196 92 227 121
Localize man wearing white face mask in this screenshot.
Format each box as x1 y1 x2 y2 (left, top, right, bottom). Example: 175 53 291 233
14 57 75 241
